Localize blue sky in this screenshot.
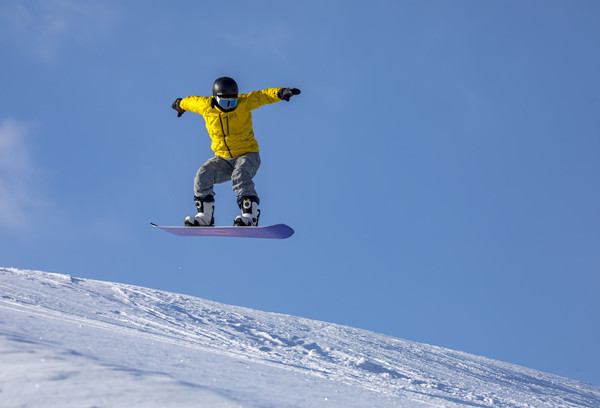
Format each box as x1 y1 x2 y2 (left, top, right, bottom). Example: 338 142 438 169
2 0 599 386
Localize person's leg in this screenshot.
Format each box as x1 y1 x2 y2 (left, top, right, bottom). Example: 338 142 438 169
186 156 234 226
231 152 261 226
194 156 234 202
231 152 261 202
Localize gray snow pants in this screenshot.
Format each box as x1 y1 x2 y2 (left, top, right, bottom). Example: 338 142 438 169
194 152 261 204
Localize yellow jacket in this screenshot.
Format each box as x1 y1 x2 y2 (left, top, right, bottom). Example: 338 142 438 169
180 88 282 158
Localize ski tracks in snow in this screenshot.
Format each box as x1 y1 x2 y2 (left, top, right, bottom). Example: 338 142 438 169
1 267 599 408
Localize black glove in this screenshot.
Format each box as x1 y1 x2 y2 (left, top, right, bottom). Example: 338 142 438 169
172 98 185 117
277 88 301 101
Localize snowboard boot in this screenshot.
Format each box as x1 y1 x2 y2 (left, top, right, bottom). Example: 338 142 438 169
185 199 214 227
234 197 260 226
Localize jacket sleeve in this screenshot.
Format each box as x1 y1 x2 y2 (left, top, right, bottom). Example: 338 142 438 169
179 96 212 116
244 88 282 111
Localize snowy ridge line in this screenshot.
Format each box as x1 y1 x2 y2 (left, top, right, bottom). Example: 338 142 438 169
0 271 343 383
0 296 327 381
0 270 337 369
1 267 600 408
1 267 597 407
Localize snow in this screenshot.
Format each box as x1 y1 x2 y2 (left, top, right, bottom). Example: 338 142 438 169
0 267 598 408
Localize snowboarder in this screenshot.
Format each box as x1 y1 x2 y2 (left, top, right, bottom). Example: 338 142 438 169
171 77 300 227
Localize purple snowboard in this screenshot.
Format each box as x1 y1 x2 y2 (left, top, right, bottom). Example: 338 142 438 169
151 223 294 239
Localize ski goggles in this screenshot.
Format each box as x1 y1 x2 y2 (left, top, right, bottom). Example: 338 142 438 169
216 96 238 109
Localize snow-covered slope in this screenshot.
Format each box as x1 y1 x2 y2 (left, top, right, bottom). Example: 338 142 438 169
0 267 598 408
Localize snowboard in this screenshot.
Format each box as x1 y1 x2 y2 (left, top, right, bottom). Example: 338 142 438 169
150 223 294 239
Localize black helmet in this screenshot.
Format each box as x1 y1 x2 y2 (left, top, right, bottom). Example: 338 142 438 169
212 77 238 98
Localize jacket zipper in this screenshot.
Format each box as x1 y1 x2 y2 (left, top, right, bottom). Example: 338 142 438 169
219 114 233 158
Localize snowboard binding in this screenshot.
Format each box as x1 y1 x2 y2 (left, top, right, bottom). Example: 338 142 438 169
234 197 260 227
185 200 214 227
